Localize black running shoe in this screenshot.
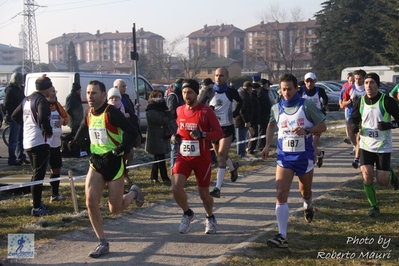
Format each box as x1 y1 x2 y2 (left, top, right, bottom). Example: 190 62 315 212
230 162 239 182
390 169 399 190
304 208 314 223
267 233 288 248
210 187 220 198
316 151 324 168
367 206 380 217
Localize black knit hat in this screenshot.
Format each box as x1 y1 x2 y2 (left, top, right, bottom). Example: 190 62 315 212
365 72 380 87
35 75 52 91
182 79 200 94
72 82 81 92
203 78 214 86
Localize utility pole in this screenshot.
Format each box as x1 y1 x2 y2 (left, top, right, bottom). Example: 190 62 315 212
22 0 42 73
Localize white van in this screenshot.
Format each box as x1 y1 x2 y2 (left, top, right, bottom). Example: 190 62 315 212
24 72 154 132
341 65 399 83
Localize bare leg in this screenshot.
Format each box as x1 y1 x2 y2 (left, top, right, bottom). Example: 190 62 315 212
171 174 189 211
85 168 106 239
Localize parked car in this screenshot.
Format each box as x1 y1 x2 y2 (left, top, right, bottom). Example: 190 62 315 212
315 82 341 111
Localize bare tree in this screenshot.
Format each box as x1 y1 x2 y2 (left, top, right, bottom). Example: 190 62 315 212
176 44 213 79
148 35 185 81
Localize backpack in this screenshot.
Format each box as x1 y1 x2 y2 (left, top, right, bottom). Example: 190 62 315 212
167 92 180 106
166 84 174 97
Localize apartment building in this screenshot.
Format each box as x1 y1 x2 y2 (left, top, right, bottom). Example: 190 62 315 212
187 24 245 60
244 19 317 77
47 28 164 64
0 43 23 65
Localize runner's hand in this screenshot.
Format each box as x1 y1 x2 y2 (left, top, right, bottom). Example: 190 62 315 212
378 121 398 131
190 130 203 139
67 140 78 151
171 134 182 145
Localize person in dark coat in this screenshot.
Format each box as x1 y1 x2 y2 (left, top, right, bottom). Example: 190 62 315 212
65 83 83 133
234 81 253 157
257 79 273 150
166 78 184 171
247 83 261 155
113 79 142 180
145 89 172 184
4 72 29 165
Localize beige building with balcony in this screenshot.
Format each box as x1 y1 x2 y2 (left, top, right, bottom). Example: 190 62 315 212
244 19 318 79
47 28 164 64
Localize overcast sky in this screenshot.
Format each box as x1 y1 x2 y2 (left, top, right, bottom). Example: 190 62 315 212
0 0 325 63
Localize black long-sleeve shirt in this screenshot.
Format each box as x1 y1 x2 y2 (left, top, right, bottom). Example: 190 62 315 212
74 101 138 154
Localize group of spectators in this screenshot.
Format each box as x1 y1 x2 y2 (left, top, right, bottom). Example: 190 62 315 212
234 76 275 159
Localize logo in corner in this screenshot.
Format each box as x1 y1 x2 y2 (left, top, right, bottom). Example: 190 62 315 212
8 234 34 259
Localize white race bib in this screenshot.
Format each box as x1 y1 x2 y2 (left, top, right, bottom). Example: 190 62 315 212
89 128 108 145
51 118 62 133
282 132 305 152
364 129 384 141
180 140 200 157
216 112 227 125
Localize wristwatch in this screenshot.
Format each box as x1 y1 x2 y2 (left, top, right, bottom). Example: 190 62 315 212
202 132 207 138
111 149 119 156
304 127 311 135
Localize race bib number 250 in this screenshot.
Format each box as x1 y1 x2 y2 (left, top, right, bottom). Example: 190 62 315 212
180 140 200 156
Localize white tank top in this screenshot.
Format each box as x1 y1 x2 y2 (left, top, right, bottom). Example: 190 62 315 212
302 88 322 110
359 95 392 153
22 97 48 149
209 92 233 126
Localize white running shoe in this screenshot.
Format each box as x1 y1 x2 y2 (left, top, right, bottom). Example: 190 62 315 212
205 216 217 234
179 212 195 234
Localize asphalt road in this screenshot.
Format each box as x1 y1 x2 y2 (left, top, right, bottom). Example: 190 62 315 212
5 126 387 266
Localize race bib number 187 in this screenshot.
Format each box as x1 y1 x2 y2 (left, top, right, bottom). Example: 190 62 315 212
282 134 305 152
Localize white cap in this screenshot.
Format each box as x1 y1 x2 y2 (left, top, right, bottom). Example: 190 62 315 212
107 88 121 99
304 72 317 80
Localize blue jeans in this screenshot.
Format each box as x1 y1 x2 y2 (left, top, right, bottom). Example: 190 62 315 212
236 127 248 157
8 121 26 163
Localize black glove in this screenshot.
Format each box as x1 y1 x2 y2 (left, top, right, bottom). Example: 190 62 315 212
378 121 398 131
190 129 203 139
171 134 182 145
67 140 79 151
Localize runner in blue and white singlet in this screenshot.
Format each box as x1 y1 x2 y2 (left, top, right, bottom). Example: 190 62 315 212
261 73 326 248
